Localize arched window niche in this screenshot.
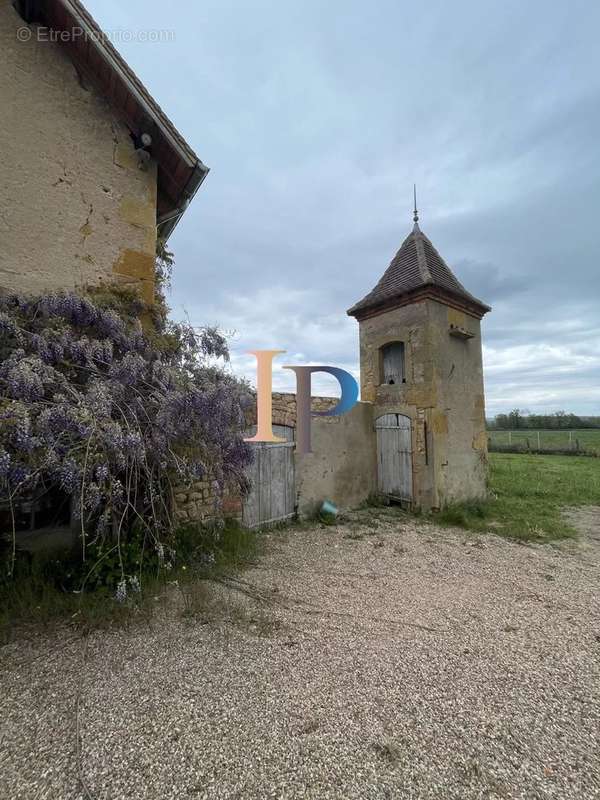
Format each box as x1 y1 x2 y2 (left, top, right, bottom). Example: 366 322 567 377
379 341 406 386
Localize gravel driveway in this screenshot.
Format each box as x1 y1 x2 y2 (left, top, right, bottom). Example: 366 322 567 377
1 507 599 799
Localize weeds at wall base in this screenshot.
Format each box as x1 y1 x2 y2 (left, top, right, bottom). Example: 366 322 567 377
0 518 258 645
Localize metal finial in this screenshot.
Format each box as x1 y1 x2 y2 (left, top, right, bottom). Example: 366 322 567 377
413 183 419 223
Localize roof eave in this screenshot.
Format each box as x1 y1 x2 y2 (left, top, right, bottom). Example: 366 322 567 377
59 0 198 167
14 0 208 234
348 286 491 322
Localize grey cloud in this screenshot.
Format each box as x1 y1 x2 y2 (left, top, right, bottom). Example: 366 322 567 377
88 0 600 415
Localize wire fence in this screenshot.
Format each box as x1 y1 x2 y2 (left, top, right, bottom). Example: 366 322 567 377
487 429 600 456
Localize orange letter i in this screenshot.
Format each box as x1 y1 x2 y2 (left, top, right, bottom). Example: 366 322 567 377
244 350 287 443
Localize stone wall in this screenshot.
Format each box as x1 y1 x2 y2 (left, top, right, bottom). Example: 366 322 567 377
169 306 488 525
267 392 339 425
173 391 378 526
268 393 377 516
430 303 488 503
0 3 157 303
358 298 487 509
173 479 243 527
295 401 377 516
358 300 437 508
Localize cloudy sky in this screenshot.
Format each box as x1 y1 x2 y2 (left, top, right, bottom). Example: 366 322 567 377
89 0 600 417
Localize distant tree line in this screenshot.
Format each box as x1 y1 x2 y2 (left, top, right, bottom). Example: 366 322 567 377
487 410 600 430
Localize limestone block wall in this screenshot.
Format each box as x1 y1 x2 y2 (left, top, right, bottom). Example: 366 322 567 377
268 392 339 423
0 3 157 303
173 392 377 525
358 300 437 508
358 300 436 406
173 479 243 527
357 298 487 509
294 401 377 516
429 303 488 503
253 393 377 516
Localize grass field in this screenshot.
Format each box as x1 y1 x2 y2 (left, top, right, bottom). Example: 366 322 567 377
437 452 600 542
487 428 600 453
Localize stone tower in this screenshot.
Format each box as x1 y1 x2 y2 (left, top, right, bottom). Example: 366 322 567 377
347 207 491 510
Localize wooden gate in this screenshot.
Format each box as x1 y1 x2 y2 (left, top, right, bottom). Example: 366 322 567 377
242 425 295 528
375 414 413 502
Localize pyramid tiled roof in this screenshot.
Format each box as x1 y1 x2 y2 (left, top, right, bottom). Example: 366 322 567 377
348 223 490 319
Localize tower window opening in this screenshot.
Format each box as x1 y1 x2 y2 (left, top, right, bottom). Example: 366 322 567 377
380 342 405 386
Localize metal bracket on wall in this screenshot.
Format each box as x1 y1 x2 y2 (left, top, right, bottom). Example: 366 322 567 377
449 324 475 340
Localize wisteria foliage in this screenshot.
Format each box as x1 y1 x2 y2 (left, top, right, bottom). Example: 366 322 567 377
0 289 253 571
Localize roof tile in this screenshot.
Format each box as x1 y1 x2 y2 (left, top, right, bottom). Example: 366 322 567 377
347 223 490 317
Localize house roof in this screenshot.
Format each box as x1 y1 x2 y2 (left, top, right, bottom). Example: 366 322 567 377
347 222 491 320
14 0 209 240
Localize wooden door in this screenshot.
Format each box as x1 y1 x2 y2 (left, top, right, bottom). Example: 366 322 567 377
242 425 295 528
375 414 412 502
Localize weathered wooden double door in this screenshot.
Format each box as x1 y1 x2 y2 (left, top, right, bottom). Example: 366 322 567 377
375 414 413 502
242 425 295 528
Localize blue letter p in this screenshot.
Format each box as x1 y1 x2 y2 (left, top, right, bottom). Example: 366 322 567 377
282 366 359 455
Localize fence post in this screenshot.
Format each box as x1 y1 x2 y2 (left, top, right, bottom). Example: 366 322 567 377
569 431 573 449
508 431 512 445
537 431 540 450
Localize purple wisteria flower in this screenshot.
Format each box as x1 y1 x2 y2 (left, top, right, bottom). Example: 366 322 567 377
0 288 253 560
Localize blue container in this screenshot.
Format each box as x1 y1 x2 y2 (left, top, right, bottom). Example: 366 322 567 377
320 500 338 518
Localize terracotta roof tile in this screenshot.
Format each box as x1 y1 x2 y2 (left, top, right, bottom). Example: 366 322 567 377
347 224 490 317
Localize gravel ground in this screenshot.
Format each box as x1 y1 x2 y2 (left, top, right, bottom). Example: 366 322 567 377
1 507 599 800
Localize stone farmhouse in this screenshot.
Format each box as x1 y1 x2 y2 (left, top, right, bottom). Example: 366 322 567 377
1 0 208 303
1 0 491 531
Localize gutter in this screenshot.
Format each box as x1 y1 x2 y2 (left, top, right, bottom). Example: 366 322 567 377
157 162 210 241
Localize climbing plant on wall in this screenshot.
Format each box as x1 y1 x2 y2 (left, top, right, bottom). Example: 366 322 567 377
0 286 252 580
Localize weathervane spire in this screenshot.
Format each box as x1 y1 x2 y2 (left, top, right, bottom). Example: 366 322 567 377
413 183 419 224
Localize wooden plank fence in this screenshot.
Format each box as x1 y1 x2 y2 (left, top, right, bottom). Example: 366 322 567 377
242 425 295 528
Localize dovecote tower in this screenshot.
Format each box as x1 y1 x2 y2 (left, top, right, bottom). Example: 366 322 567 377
347 201 491 510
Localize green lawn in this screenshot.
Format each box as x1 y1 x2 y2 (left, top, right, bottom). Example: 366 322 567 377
436 452 600 542
488 428 600 453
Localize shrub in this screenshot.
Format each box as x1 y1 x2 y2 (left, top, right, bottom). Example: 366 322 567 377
0 287 253 586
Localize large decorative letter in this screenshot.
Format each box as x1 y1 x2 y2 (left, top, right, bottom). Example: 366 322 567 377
244 350 287 443
282 366 359 454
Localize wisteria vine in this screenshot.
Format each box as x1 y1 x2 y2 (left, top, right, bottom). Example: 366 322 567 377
0 288 253 578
